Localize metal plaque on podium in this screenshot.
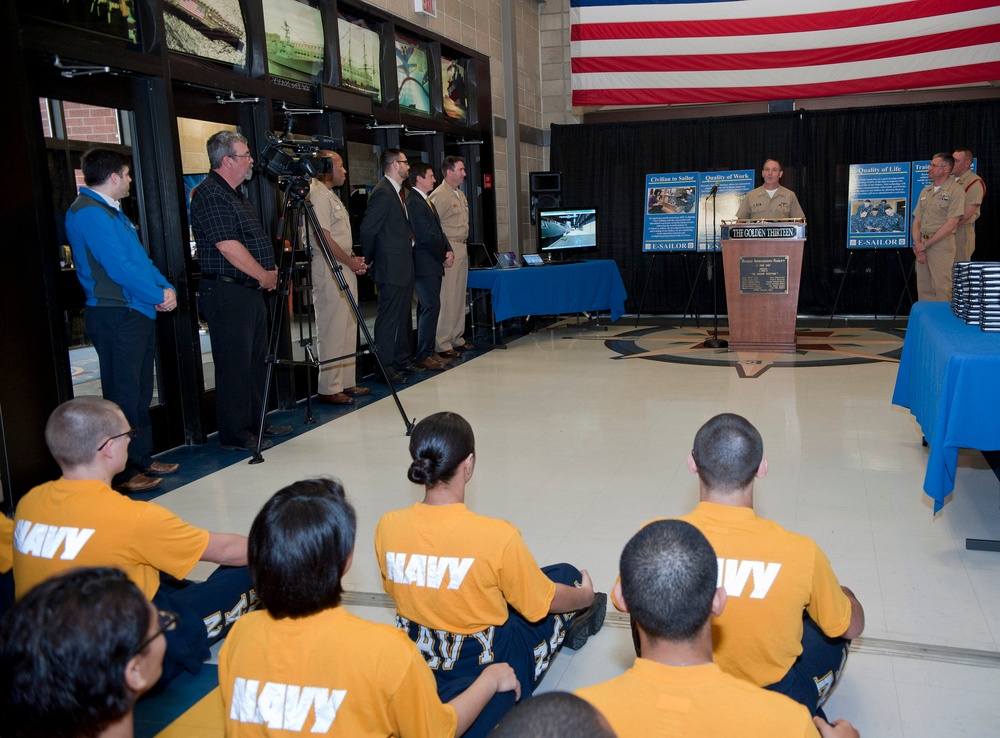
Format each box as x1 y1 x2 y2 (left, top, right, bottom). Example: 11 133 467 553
721 220 806 353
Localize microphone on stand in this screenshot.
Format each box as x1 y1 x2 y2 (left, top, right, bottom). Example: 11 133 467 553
709 182 720 196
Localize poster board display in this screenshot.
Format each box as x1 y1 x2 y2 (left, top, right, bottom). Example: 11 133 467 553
846 163 910 249
697 170 754 252
642 172 698 252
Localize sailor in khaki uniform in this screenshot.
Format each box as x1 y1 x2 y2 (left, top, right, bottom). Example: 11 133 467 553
308 151 370 405
951 148 986 263
429 157 473 354
912 153 965 302
736 159 805 220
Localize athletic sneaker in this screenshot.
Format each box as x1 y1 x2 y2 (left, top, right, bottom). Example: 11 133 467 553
564 592 608 651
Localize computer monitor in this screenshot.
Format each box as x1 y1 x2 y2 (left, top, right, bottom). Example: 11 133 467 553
537 207 598 259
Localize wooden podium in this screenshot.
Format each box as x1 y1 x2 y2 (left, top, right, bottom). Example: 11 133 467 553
720 222 805 353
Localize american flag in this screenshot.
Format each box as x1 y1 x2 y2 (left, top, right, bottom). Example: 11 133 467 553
570 0 1000 106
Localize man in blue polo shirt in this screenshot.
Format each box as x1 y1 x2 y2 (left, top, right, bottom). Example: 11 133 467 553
65 148 178 492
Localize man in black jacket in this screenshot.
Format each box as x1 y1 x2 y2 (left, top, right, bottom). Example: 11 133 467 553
408 161 453 372
360 149 419 382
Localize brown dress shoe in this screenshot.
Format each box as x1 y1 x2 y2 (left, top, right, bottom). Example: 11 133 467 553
118 474 162 493
434 353 454 364
145 461 179 475
318 392 354 405
454 342 476 351
416 356 446 371
438 349 460 358
343 386 371 396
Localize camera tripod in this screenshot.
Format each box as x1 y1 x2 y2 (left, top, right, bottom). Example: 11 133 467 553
249 176 415 463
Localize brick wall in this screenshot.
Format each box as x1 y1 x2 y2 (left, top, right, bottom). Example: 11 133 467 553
62 102 121 144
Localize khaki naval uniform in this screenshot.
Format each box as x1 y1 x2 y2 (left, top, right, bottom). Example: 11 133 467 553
308 180 358 395
429 182 470 351
953 170 986 262
912 179 965 302
735 185 804 220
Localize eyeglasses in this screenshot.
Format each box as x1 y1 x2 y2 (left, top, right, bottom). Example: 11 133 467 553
135 609 178 655
230 152 253 160
396 158 409 166
97 427 138 451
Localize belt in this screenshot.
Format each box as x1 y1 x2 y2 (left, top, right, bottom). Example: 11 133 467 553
201 273 259 289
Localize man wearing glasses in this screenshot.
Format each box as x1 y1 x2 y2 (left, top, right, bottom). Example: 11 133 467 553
911 153 966 302
190 130 291 452
11 397 254 688
361 148 421 383
0 567 168 738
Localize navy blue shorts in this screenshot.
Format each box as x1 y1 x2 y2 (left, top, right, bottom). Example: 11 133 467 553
151 565 255 692
397 563 583 738
764 614 850 718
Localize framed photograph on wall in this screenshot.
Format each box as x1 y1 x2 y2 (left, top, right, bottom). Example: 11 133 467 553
441 56 469 122
338 13 382 101
263 0 324 83
396 34 431 115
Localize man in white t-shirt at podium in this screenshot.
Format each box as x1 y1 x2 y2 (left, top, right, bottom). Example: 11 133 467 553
736 158 805 221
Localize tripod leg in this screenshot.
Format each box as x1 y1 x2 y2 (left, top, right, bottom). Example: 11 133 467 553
828 251 853 328
682 254 707 326
634 253 657 328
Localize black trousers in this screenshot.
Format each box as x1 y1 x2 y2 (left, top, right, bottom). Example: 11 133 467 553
374 279 415 370
413 274 442 361
198 280 268 445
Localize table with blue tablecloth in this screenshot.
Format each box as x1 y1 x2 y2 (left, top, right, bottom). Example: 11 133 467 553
892 301 1000 513
466 259 628 323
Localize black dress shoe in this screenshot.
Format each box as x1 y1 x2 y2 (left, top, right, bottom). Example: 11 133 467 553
263 424 292 437
380 371 409 384
401 363 428 374
221 430 274 451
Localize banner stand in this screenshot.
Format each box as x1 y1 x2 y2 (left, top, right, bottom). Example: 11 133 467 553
634 252 703 328
827 251 915 326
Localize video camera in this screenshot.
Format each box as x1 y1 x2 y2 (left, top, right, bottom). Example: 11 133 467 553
257 131 341 180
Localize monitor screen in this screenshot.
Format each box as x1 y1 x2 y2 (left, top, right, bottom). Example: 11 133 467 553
538 207 598 254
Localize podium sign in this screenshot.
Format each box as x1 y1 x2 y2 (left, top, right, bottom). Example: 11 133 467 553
721 223 806 240
721 222 805 353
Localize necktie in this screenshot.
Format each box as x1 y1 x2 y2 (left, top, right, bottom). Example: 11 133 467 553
399 187 408 218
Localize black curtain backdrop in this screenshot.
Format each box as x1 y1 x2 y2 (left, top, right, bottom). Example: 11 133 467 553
550 99 1000 317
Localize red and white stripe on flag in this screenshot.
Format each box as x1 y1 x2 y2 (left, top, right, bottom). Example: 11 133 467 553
570 0 1000 106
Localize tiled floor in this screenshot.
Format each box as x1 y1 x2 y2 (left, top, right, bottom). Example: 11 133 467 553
147 321 1000 738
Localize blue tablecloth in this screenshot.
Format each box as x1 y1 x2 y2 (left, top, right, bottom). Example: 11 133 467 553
466 259 628 323
892 302 1000 513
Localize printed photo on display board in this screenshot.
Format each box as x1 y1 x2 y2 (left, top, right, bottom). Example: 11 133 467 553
338 14 381 101
163 0 247 68
847 163 910 249
642 173 699 252
263 0 324 83
697 170 754 252
396 35 431 114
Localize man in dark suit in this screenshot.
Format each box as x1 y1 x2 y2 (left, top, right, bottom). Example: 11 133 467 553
408 161 453 372
360 149 420 383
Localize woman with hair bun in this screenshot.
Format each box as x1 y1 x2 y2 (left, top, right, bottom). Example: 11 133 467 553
375 411 607 738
